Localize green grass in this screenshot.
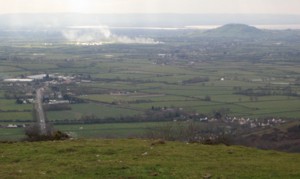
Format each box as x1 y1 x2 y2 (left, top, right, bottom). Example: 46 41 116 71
46 104 142 121
0 100 32 111
0 90 5 98
80 94 189 104
0 112 33 121
56 122 165 138
0 139 300 178
0 66 21 72
0 128 25 140
0 122 161 141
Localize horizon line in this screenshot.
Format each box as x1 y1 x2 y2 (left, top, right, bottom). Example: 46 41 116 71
1 12 300 16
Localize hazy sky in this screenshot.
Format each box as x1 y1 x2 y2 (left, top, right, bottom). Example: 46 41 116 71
1 0 300 14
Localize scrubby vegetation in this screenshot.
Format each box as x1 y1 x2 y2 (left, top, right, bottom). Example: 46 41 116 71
146 121 232 145
24 123 69 142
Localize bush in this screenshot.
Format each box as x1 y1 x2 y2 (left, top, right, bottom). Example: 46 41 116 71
24 123 41 139
204 95 211 101
24 124 69 142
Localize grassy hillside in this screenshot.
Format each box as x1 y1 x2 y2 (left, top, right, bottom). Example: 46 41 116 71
1 139 300 178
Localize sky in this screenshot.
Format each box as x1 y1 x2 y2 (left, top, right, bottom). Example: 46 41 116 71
1 0 300 14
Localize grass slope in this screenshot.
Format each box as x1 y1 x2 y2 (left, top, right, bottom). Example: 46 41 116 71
1 139 300 178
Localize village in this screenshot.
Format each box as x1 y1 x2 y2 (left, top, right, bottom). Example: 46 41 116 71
3 73 88 104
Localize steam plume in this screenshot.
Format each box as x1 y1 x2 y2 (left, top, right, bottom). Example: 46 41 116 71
62 26 161 45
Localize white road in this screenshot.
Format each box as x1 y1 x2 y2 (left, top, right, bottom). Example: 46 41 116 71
36 88 47 135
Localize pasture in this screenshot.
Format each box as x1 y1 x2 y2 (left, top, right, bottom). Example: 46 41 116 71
0 29 300 129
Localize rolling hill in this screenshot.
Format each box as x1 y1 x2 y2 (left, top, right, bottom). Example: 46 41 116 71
203 24 267 38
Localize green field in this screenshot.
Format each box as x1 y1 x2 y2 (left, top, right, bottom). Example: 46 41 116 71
47 104 143 121
1 58 300 123
0 128 25 140
0 100 32 111
0 49 300 120
56 122 165 138
0 139 300 178
1 28 300 130
0 122 166 141
0 112 32 121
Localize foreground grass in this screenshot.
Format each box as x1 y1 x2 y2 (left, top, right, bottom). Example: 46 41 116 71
1 139 300 178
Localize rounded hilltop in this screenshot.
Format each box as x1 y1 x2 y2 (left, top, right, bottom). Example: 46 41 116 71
204 23 265 38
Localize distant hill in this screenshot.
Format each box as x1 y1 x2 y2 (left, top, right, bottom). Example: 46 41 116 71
1 14 300 28
203 24 266 38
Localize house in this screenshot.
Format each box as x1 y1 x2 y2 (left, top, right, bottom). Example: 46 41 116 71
7 124 18 128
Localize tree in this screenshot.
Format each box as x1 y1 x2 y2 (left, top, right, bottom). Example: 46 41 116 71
213 108 231 119
16 98 23 104
204 95 211 101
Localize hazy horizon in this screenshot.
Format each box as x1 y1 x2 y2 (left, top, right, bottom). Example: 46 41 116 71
1 13 300 28
1 0 300 15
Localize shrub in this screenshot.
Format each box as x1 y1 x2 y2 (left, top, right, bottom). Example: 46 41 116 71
24 124 69 142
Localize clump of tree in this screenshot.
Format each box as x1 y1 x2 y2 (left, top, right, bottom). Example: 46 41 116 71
182 77 209 84
63 94 85 104
212 108 231 120
24 123 69 142
203 95 211 101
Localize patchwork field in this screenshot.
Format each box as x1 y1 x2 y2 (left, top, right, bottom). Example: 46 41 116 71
0 28 300 141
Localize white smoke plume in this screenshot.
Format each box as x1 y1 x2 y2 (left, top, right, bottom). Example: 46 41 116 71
62 26 162 45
